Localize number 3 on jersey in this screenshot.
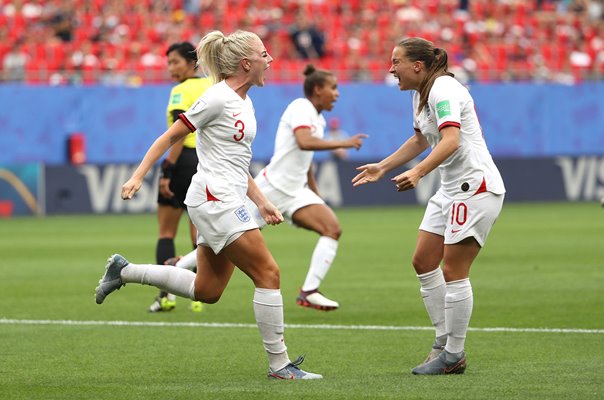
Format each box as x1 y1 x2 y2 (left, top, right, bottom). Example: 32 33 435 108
234 120 245 141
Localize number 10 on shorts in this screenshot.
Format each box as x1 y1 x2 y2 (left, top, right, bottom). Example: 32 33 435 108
450 202 468 226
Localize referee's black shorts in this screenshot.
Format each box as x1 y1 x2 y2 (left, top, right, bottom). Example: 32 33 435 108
157 147 198 209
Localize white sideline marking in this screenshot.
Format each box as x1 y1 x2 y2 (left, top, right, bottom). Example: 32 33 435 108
0 318 602 334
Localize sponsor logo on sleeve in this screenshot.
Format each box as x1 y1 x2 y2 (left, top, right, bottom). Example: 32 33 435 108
436 100 451 118
171 93 182 105
190 99 206 112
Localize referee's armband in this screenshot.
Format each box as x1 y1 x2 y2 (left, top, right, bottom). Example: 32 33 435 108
160 159 176 179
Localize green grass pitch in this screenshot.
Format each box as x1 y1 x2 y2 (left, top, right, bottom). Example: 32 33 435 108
0 202 602 399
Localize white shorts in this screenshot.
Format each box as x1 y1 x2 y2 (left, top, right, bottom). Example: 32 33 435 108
254 171 325 225
187 198 259 254
419 190 504 247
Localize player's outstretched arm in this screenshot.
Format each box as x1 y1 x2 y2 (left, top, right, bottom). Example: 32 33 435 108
352 163 384 186
352 132 429 187
391 126 459 191
122 119 191 200
295 128 368 151
342 133 369 150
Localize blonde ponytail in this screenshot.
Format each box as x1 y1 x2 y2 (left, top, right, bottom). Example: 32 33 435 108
196 30 260 83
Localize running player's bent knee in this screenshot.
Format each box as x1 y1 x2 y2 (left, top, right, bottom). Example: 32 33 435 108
194 287 224 304
320 224 342 240
195 292 221 304
254 264 280 289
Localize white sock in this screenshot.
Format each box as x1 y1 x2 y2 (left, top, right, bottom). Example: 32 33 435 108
120 263 196 300
444 278 473 354
253 288 290 371
417 267 447 343
302 236 338 292
176 250 197 270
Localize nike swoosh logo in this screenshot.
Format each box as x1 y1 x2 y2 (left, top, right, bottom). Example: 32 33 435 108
451 229 462 233
444 359 465 373
233 112 241 117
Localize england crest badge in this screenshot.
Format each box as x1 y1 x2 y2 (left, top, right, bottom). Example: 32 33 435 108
234 206 251 222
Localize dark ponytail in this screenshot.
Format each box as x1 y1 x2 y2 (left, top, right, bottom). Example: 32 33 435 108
397 38 454 115
302 64 334 98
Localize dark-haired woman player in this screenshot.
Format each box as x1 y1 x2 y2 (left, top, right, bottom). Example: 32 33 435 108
353 37 505 375
254 65 367 311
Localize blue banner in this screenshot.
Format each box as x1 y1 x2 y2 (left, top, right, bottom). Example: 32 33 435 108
44 164 160 215
1 83 603 166
36 156 604 216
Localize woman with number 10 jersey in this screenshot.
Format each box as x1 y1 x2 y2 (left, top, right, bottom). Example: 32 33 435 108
353 37 505 376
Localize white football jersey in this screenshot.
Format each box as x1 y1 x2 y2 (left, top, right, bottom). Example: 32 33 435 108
180 80 257 206
263 98 326 194
413 76 505 199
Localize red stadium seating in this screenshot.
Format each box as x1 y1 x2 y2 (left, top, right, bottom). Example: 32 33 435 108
0 0 602 84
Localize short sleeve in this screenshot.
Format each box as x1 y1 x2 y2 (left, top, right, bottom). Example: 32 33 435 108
180 93 224 132
430 81 461 131
167 86 187 113
289 100 314 133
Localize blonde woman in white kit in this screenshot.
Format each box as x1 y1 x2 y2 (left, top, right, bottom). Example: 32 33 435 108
95 30 322 380
150 65 367 312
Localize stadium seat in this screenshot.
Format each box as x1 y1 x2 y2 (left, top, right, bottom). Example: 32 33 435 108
1 0 601 84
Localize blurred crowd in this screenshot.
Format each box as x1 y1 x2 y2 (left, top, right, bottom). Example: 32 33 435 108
1 0 603 85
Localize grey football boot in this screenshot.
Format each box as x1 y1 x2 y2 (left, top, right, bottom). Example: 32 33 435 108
95 254 129 304
268 356 323 380
423 343 445 364
412 350 466 375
